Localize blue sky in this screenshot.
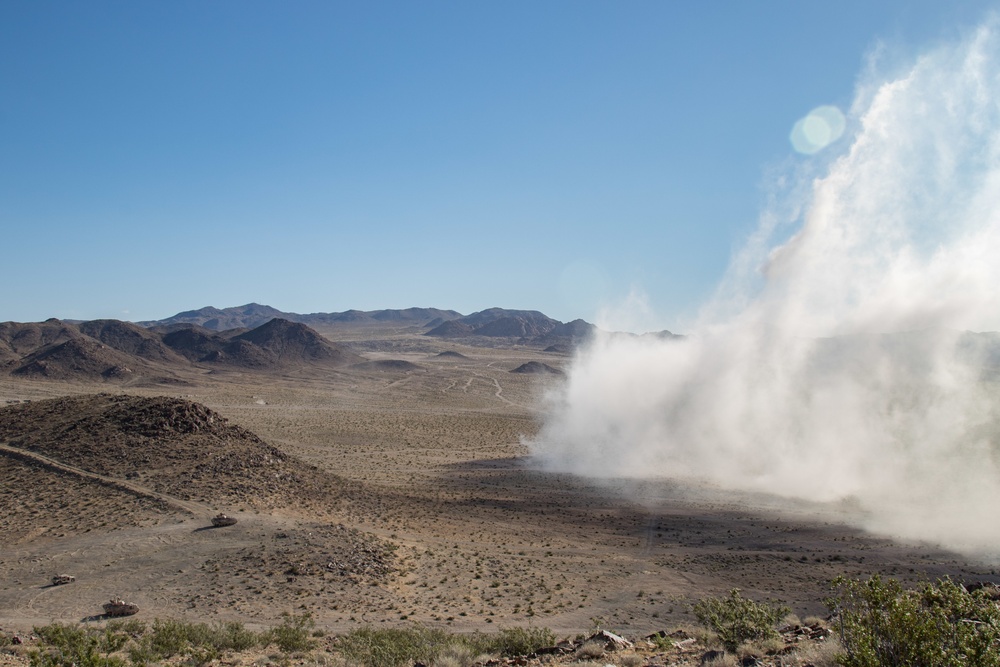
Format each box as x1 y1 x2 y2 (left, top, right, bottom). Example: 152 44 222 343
1 1 996 330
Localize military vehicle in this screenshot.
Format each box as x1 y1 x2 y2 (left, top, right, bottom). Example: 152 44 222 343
102 597 139 616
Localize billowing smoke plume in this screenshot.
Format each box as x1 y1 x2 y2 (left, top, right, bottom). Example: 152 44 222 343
532 20 1000 555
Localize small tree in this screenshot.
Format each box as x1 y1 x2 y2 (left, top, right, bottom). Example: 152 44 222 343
829 575 1000 667
693 589 789 652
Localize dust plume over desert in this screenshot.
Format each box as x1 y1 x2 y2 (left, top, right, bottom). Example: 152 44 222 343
4 306 996 639
8 12 1000 656
532 19 1000 555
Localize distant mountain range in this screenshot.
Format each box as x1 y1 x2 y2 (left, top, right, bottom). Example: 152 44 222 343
0 304 684 384
0 317 362 382
138 303 615 344
138 304 463 331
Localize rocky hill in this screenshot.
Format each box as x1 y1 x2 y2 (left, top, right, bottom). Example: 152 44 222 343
424 307 596 346
510 361 565 375
143 303 288 331
11 337 148 381
0 318 362 381
0 394 348 511
230 318 362 366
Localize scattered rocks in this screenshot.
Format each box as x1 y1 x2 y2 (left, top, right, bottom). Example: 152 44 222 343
585 630 633 651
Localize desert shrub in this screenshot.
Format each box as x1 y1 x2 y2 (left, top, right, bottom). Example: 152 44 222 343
338 626 451 667
432 643 478 667
469 626 556 657
269 612 318 654
125 618 265 665
212 620 263 652
29 623 128 667
337 625 554 667
792 634 842 667
142 618 200 658
103 620 146 639
573 641 606 660
33 624 88 651
125 643 156 667
617 652 643 667
700 652 735 667
829 575 1000 667
692 589 789 652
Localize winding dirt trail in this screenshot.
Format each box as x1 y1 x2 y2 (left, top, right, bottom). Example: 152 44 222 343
0 442 211 516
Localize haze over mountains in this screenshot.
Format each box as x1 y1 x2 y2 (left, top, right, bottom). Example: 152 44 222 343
0 304 606 383
141 302 602 343
7 302 1000 388
139 303 464 332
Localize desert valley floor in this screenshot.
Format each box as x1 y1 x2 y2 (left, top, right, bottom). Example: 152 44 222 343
1 320 997 637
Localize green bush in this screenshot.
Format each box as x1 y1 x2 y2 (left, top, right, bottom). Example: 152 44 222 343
468 626 556 658
30 616 293 667
125 618 265 665
143 619 192 658
268 612 317 654
337 625 555 667
29 623 128 667
212 621 262 652
693 589 789 652
829 575 1000 667
338 626 452 667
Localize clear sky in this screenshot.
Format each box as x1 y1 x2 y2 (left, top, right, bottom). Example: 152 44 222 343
1 1 996 330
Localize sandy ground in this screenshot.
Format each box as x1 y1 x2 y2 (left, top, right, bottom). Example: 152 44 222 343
1 328 997 637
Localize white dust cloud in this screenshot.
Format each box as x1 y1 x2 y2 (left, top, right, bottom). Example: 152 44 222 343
532 20 1000 555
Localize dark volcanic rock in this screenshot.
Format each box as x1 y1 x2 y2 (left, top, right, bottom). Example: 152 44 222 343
0 319 81 361
434 351 469 359
210 338 278 368
232 318 362 366
159 325 227 362
460 308 554 328
1 316 365 378
510 361 565 376
424 308 566 341
474 316 556 338
77 320 187 364
12 338 144 381
425 320 475 337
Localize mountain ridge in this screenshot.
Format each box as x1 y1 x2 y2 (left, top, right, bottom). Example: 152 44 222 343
140 304 463 331
0 317 362 382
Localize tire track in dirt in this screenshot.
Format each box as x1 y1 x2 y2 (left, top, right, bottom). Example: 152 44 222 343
471 371 526 408
0 442 211 516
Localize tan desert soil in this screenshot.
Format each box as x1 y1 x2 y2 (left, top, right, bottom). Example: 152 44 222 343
0 326 997 640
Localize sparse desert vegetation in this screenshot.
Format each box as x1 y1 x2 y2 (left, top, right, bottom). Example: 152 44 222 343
6 575 992 667
2 311 999 667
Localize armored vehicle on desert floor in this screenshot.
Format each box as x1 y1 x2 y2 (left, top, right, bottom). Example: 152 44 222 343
51 574 75 585
103 597 139 616
211 513 237 527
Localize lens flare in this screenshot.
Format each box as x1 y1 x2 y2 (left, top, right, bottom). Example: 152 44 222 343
532 20 1000 556
790 105 846 154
